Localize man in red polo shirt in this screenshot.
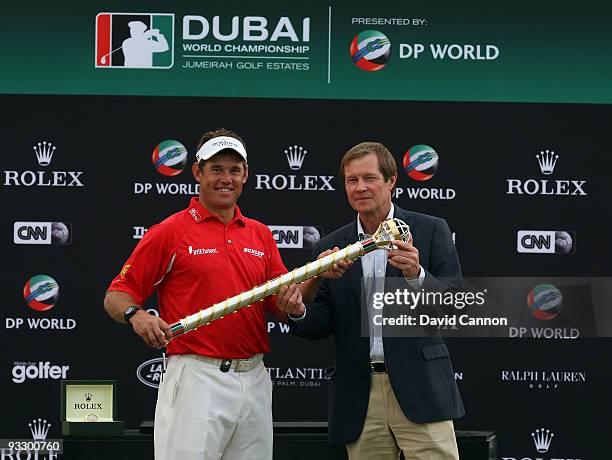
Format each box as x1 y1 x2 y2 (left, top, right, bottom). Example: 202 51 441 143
103 128 290 460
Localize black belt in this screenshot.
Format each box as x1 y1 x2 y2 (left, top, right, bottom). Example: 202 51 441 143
370 361 387 373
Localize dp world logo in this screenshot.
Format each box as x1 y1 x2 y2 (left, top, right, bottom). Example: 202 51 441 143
527 284 562 320
23 275 59 311
403 144 439 181
152 140 188 176
95 12 174 69
350 30 391 71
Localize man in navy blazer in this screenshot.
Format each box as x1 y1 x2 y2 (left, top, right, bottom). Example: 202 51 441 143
278 142 464 460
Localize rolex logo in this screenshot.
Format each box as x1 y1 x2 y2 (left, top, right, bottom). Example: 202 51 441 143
28 418 51 441
255 144 334 191
536 149 558 175
285 145 307 170
531 427 554 453
33 141 56 167
85 392 92 402
506 148 586 196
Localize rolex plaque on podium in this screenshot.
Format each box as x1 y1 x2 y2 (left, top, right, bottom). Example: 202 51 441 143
61 380 124 435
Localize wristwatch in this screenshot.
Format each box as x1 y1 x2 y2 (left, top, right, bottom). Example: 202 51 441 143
124 305 143 326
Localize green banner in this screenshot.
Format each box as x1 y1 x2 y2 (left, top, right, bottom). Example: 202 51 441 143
1 0 611 103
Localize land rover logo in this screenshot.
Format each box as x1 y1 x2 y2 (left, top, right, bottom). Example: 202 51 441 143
137 357 164 388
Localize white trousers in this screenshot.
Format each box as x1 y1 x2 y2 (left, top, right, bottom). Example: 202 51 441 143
154 354 273 460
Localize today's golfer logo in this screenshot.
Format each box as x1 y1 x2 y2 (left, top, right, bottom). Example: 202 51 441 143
23 275 59 312
152 140 188 176
350 30 391 71
403 145 439 181
95 12 174 69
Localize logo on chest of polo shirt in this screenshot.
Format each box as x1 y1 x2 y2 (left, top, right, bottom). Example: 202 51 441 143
243 247 265 258
188 245 218 255
189 208 202 222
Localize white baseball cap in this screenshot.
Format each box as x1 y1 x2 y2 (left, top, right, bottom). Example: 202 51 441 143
195 136 247 162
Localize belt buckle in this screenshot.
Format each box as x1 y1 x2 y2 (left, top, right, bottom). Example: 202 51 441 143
370 361 386 374
220 359 232 373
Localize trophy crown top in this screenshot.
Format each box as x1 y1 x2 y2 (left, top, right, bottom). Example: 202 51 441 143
371 218 410 250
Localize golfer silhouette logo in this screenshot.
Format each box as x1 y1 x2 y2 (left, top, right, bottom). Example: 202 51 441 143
122 21 169 68
95 13 174 69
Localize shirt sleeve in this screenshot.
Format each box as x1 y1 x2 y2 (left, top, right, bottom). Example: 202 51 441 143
263 228 288 317
106 223 177 306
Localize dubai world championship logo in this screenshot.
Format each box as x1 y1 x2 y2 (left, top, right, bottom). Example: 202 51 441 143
95 12 174 69
23 275 59 311
350 30 391 71
152 140 188 176
403 144 439 181
527 284 562 320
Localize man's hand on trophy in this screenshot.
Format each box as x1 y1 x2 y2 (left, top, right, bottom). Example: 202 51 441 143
318 247 353 279
276 285 305 317
387 234 421 279
131 311 172 349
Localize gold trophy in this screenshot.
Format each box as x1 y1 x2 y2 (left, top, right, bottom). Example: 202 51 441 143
170 218 410 338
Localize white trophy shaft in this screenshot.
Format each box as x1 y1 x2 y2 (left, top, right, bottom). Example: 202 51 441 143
181 241 365 333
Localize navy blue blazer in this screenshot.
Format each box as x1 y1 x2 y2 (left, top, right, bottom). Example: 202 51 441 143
289 205 465 444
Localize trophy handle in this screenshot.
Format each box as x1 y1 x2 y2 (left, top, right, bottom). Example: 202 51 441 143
169 218 410 338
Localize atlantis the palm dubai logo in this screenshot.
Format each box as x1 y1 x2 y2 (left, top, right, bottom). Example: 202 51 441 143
95 12 174 69
23 275 59 312
527 284 562 320
350 30 391 71
151 140 188 176
403 144 439 181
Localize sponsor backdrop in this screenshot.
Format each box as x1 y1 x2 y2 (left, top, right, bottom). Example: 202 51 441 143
1 2 612 459
1 1 612 103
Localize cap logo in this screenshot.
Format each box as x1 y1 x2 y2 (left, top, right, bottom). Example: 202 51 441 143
212 139 238 148
195 135 247 162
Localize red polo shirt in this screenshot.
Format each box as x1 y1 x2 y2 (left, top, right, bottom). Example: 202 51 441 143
108 197 287 358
